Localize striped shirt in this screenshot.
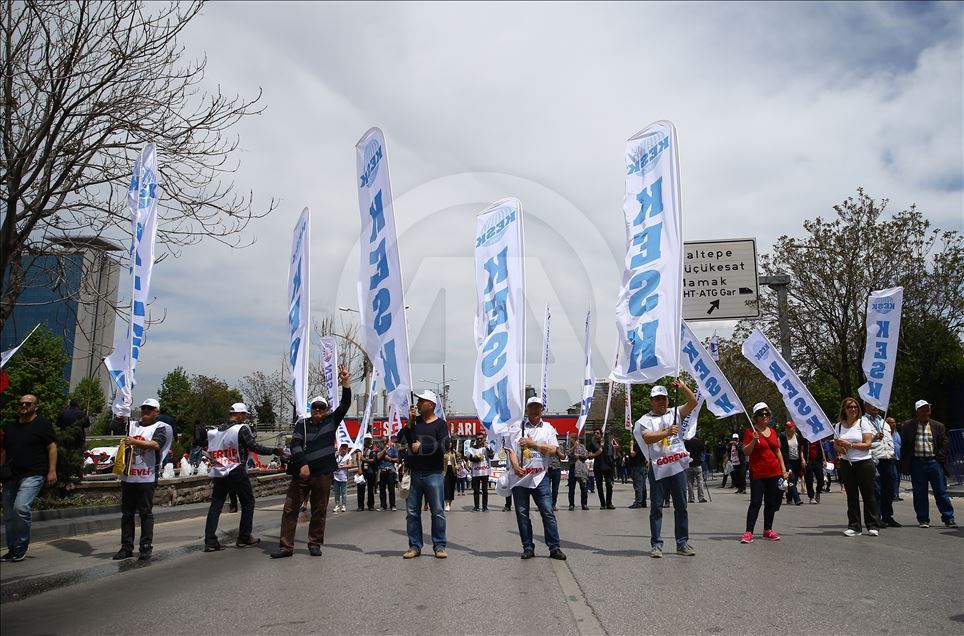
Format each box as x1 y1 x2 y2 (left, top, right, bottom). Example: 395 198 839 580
914 422 934 459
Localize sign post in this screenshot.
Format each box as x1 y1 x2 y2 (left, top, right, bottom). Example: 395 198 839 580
683 238 760 321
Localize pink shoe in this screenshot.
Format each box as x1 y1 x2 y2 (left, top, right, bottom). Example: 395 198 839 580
740 532 753 543
763 529 781 541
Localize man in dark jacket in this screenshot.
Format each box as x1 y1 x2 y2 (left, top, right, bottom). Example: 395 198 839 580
56 399 90 448
626 439 648 509
271 366 351 558
899 400 956 528
196 403 282 552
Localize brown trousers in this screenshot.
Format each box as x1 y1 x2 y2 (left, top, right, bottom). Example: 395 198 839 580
279 473 333 550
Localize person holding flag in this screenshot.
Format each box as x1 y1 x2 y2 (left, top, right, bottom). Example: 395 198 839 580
505 397 566 561
271 366 351 559
740 403 790 544
633 380 698 558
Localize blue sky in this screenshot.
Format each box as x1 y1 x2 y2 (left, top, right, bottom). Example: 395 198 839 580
126 1 963 415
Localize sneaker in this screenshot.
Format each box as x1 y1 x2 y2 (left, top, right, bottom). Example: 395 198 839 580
650 547 663 558
549 548 567 560
794 501 803 506
762 530 781 541
269 550 293 559
402 548 421 559
434 549 448 559
815 493 820 503
235 537 260 548
568 505 575 511
944 519 958 528
502 505 511 512
740 532 753 544
809 498 815 504
884 518 902 528
843 529 861 536
676 543 696 556
308 545 322 557
112 549 133 560
520 548 535 560
606 504 616 510
581 505 590 510
444 503 451 511
918 522 929 528
391 506 397 511
867 529 879 536
137 550 152 561
0 551 25 562
471 507 480 512
482 507 489 512
204 542 226 552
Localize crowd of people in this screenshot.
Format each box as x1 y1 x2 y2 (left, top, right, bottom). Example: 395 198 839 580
0 382 958 564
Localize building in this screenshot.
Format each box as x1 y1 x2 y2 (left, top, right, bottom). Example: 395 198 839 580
1 236 121 392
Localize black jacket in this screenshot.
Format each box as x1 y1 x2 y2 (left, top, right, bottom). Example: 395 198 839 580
289 387 351 476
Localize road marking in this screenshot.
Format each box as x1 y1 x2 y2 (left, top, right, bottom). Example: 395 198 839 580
551 558 607 635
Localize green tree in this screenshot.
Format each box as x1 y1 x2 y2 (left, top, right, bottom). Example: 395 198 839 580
69 376 105 417
157 366 192 425
184 375 242 430
0 325 69 424
254 395 276 426
759 188 963 419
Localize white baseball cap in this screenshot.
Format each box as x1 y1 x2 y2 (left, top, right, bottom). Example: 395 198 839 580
526 396 544 407
732 433 739 439
309 395 329 408
752 402 770 415
229 402 248 414
414 390 438 404
650 386 668 398
915 399 930 411
140 398 160 410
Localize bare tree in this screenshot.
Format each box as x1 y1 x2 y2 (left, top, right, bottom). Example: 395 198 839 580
1 0 277 329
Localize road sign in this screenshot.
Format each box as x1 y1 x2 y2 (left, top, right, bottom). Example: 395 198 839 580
683 238 760 321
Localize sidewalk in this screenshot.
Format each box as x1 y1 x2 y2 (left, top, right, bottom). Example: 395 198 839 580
0 495 289 603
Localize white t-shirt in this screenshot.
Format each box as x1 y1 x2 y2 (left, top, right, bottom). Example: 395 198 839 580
836 419 874 462
506 419 558 488
633 408 683 461
334 453 352 482
787 435 800 460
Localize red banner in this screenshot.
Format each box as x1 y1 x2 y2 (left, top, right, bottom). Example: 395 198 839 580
340 415 581 438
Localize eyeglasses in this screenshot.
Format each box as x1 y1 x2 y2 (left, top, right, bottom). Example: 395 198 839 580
846 405 860 410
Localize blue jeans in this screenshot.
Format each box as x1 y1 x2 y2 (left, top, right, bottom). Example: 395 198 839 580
332 480 347 506
3 474 45 554
910 458 955 524
648 469 689 549
511 477 561 551
406 470 446 552
630 464 648 505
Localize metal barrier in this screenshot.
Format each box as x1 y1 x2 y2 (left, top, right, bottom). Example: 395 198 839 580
948 429 964 486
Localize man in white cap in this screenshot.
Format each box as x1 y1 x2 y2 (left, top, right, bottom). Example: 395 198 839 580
899 400 956 528
632 380 699 558
505 397 566 560
113 398 168 561
398 389 449 559
271 366 351 558
196 403 283 551
727 432 747 493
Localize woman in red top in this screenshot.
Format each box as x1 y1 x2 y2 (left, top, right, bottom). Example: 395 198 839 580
741 402 789 543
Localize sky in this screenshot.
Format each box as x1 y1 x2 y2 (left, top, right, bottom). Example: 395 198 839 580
126 1 963 416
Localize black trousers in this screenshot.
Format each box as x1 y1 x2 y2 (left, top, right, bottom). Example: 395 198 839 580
568 476 588 507
839 458 880 532
746 476 781 533
357 475 376 509
204 468 255 545
379 470 397 508
804 459 825 499
548 467 562 507
595 470 614 507
732 464 747 492
120 482 156 552
471 476 489 509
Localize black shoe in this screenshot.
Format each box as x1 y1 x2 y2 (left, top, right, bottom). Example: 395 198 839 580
581 505 589 510
308 545 322 557
606 504 616 510
137 550 152 561
0 551 25 562
628 503 642 509
549 549 567 561
235 537 260 548
568 505 575 511
228 505 239 513
520 548 535 560
112 549 133 560
640 504 647 508
482 507 490 512
472 507 480 512
204 542 226 552
502 505 511 512
884 518 902 528
356 507 364 512
270 550 293 559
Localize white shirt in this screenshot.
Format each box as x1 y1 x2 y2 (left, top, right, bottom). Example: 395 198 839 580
507 419 558 488
633 408 683 461
865 414 895 460
334 453 351 482
787 435 799 460
836 419 874 462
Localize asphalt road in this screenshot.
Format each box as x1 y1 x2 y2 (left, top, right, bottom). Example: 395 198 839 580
1 479 962 635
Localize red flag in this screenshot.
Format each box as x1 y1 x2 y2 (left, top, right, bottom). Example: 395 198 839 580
0 369 9 393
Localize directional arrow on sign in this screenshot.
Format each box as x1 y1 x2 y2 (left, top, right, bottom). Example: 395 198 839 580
706 300 720 315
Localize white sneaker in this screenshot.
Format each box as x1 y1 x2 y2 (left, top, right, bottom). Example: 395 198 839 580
843 529 861 537
444 503 451 511
867 529 879 536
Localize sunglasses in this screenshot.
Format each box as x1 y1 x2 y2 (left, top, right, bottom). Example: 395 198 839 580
19 401 35 407
755 411 770 417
